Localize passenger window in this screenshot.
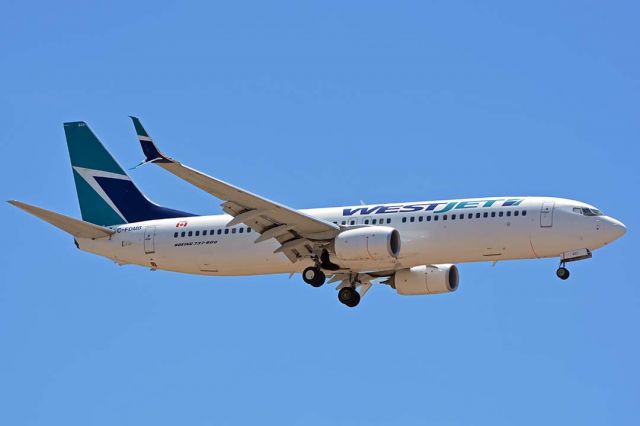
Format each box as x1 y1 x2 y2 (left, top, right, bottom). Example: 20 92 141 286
195 231 200 236
410 217 415 222
232 228 236 234
506 211 511 217
350 220 356 225
476 213 481 218
364 219 369 224
224 229 229 234
341 221 346 225
386 218 391 224
513 211 518 216
188 231 193 237
452 214 456 220
402 217 407 223
174 232 178 238
418 216 423 222
181 231 186 237
427 216 431 222
239 228 244 233
371 219 377 224
483 212 488 218
468 213 473 219
217 229 222 235
211 229 215 234
247 227 251 232
443 215 448 220
522 210 527 216
491 212 496 218
434 215 439 221
498 212 503 217
460 214 464 220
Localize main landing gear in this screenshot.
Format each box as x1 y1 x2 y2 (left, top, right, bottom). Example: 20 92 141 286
337 275 372 308
302 266 326 287
302 266 369 308
338 286 361 308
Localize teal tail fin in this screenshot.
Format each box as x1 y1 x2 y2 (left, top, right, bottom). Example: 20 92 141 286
64 121 193 226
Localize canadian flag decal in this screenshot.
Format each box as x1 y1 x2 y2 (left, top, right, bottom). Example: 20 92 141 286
176 221 188 228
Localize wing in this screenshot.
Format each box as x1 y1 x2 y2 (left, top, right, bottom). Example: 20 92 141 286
130 117 340 262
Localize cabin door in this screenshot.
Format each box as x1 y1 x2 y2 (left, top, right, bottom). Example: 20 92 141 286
540 202 555 228
144 226 156 254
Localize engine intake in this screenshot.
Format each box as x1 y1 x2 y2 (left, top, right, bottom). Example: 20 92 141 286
334 226 401 262
391 264 459 295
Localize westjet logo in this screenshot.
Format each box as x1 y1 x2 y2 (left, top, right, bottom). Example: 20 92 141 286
343 199 524 216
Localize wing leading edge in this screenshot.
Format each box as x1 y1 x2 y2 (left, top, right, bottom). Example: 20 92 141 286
129 116 340 262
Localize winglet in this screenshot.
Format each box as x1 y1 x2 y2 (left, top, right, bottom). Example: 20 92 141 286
129 116 172 163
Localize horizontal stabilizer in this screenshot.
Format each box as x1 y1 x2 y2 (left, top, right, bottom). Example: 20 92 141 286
8 200 115 239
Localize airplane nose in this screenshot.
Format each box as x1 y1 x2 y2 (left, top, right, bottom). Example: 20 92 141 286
606 217 627 241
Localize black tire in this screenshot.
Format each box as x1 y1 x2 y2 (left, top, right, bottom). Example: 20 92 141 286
556 267 570 280
303 267 325 287
310 270 325 287
338 287 360 307
347 291 361 307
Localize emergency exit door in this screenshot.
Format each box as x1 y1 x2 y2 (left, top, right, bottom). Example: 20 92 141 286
144 226 156 254
540 202 555 228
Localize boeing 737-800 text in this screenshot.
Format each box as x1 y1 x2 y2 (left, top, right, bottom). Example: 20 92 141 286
9 118 627 307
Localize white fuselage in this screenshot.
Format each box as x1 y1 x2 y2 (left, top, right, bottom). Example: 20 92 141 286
77 196 626 276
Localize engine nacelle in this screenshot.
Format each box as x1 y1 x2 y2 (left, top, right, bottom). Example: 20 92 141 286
391 264 459 295
334 226 401 262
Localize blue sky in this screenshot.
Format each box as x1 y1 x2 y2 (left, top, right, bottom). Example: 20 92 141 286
1 1 639 424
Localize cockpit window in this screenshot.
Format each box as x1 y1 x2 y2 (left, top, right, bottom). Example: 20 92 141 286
573 207 604 216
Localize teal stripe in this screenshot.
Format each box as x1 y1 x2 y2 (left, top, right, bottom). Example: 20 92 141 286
64 122 126 175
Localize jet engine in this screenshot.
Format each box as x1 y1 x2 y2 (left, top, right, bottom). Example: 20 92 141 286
333 226 401 262
390 264 459 295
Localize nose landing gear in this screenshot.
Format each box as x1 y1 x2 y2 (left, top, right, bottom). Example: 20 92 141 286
556 264 570 280
556 248 591 281
555 249 592 281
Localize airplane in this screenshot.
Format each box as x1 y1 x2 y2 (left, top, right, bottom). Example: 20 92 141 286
8 118 627 307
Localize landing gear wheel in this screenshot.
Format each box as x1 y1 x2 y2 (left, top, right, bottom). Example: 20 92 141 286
338 287 361 307
302 267 326 287
556 267 570 280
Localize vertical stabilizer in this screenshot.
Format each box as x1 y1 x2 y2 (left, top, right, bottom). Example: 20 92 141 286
64 121 193 226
